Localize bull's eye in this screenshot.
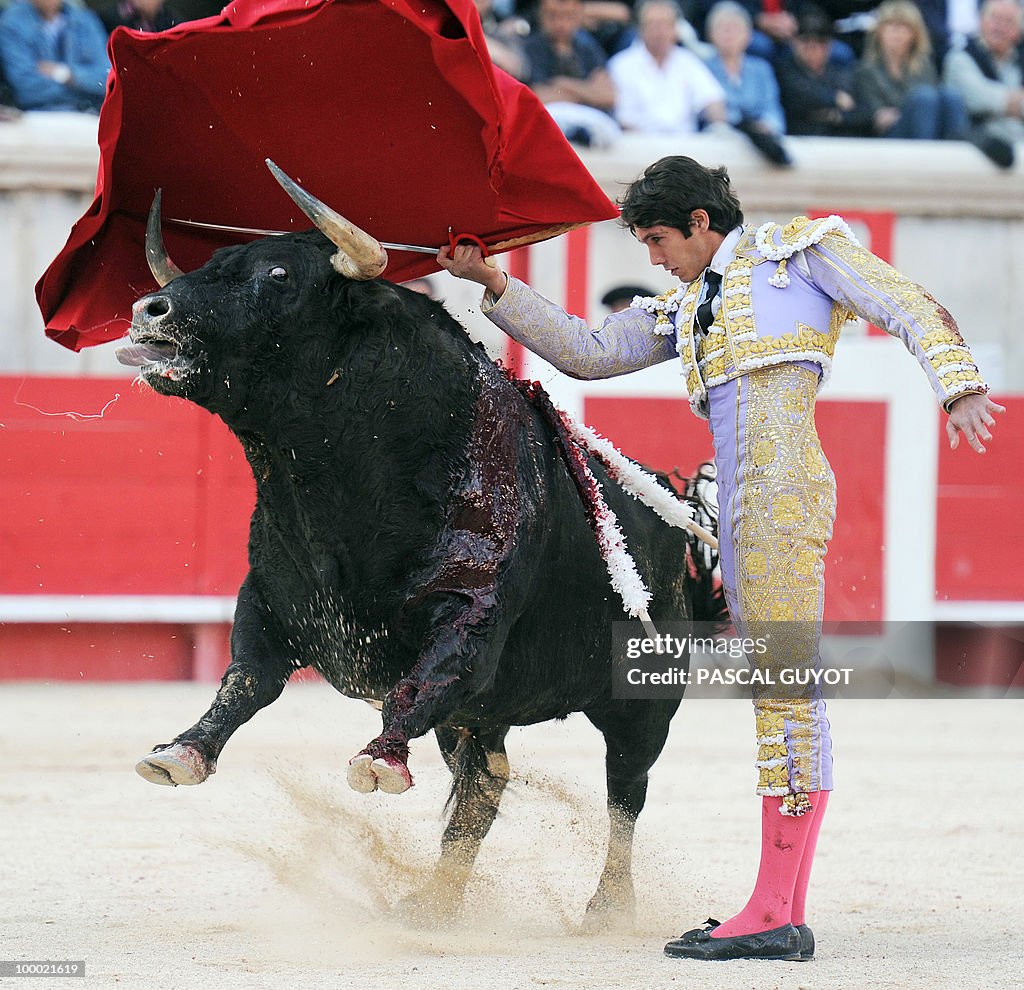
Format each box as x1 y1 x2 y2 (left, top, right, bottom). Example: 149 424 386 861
269 266 288 282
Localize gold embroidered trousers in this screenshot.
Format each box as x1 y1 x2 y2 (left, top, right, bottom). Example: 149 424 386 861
708 362 836 809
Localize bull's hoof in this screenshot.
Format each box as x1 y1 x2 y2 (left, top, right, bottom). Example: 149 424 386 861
346 753 413 794
580 886 637 934
135 743 215 787
395 881 463 929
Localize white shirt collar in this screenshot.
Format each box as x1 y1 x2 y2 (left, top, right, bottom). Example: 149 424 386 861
707 226 744 277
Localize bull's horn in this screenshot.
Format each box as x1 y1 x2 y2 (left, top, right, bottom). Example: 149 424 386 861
146 190 185 287
265 159 388 280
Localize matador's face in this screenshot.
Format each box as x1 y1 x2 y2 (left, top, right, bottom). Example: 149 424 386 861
634 217 722 285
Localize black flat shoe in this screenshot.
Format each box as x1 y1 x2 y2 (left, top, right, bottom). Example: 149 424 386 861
664 922 802 961
796 923 815 961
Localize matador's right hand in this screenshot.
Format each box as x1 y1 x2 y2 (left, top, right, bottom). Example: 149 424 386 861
437 243 507 298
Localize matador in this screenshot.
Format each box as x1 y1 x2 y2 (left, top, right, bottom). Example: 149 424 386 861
438 155 1002 961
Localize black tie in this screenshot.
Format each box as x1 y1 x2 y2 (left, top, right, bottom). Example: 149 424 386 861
696 270 722 333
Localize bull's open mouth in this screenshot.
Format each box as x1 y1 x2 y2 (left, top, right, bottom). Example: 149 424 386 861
116 339 178 366
116 337 193 382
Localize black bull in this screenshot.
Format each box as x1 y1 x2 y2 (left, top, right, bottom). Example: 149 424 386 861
121 225 722 927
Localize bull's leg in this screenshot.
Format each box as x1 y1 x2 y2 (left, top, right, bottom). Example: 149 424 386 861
347 590 504 795
349 371 526 796
581 700 680 932
136 579 294 786
398 724 511 925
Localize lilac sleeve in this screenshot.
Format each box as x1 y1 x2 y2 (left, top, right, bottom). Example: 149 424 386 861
482 275 678 381
803 233 989 409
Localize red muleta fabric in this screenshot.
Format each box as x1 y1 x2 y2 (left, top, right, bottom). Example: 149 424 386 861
37 0 618 351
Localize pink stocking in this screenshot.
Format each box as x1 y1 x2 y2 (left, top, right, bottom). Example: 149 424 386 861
711 791 827 939
791 790 829 926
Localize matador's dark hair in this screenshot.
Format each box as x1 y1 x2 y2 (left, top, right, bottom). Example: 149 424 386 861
618 156 744 238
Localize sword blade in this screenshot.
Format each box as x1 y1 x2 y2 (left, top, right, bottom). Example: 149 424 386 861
167 217 440 253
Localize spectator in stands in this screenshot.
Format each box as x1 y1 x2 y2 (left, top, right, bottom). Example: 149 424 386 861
580 0 637 55
98 0 177 35
517 0 638 56
752 0 801 53
854 0 970 138
473 0 530 80
807 0 879 56
608 0 728 134
944 0 1024 157
685 0 792 60
706 1 788 132
0 0 109 113
776 5 871 134
525 0 621 146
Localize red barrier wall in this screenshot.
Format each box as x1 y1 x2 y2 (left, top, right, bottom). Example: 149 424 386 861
1 377 252 597
935 397 1024 601
1 377 1019 680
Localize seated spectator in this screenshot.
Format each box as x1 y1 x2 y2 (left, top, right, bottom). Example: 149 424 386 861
473 0 530 80
776 6 871 135
753 0 801 55
580 0 636 55
98 0 177 35
687 0 798 61
944 0 1024 156
854 0 969 139
525 0 621 145
706 1 786 131
517 0 637 55
811 0 881 57
608 0 727 134
0 0 109 113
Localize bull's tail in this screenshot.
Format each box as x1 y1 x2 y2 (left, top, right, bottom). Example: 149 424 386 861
443 728 502 816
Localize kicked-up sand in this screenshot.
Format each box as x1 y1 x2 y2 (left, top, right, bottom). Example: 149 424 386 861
0 681 1020 989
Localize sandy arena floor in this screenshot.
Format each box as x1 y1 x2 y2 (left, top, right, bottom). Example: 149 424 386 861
1 682 1021 990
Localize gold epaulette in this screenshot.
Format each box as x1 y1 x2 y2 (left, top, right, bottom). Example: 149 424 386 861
755 216 861 288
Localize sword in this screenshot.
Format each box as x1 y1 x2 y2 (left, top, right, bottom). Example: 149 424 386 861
167 218 488 256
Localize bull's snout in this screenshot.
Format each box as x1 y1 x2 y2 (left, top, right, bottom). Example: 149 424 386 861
132 292 174 329
118 293 183 369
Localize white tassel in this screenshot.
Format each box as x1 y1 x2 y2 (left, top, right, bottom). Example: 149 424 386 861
565 418 718 549
580 455 652 618
543 401 718 620
567 420 696 530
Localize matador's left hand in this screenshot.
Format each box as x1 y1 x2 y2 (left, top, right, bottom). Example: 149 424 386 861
946 393 1005 454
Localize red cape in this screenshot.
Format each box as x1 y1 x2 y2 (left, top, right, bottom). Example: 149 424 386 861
38 0 617 351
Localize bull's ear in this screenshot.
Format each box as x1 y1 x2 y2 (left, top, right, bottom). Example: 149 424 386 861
146 190 185 287
329 274 406 326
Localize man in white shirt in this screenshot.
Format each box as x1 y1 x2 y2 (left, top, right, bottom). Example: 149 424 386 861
944 0 1024 150
609 0 727 134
